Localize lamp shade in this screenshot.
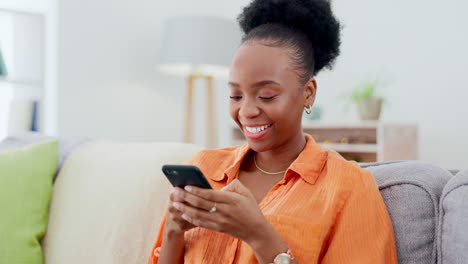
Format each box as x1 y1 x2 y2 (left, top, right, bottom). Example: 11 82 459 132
157 16 241 78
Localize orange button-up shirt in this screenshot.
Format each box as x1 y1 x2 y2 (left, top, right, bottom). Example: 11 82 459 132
148 134 397 264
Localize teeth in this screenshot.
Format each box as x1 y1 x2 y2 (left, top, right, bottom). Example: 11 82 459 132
246 124 270 133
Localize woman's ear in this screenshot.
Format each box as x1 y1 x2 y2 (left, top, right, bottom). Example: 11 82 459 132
303 79 317 107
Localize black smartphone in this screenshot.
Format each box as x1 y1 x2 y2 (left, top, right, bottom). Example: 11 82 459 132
162 165 212 189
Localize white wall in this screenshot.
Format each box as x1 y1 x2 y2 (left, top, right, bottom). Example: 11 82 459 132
58 0 467 168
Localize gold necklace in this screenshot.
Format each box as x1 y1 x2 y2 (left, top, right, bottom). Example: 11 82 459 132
253 154 287 175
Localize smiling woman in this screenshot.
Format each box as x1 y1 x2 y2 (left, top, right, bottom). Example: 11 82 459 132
147 0 397 263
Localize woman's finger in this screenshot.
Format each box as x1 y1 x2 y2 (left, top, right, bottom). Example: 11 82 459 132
177 188 217 211
221 179 256 200
169 187 185 202
172 201 221 223
168 205 195 228
174 215 192 226
184 185 236 204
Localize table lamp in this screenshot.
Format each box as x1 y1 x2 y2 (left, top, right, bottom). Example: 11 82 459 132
158 16 241 148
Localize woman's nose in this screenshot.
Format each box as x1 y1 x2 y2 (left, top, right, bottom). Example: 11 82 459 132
239 99 260 119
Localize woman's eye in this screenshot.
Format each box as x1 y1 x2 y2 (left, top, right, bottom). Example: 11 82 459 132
229 96 242 101
259 96 275 101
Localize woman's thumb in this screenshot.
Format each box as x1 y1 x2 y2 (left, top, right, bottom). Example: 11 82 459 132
221 179 249 196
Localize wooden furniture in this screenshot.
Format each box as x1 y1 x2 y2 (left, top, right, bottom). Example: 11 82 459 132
184 74 216 148
229 121 418 162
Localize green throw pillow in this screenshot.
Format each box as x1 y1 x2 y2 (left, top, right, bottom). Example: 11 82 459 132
0 140 59 264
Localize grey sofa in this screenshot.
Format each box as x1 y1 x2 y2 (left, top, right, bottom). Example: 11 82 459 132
361 161 466 264
1 134 466 264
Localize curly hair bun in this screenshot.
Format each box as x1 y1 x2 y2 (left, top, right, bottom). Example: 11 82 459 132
238 0 341 75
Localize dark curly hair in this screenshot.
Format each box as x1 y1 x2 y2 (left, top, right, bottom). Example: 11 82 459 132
238 0 341 83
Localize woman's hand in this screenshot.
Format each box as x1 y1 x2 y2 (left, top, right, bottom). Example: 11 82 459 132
171 179 293 263
165 187 196 235
156 188 196 264
171 179 269 244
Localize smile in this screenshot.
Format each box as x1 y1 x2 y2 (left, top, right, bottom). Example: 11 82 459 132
243 124 272 140
245 124 272 134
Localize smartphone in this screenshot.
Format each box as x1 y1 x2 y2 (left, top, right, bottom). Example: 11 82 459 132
162 165 212 189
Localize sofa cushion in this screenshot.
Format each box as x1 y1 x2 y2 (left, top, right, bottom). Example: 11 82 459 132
361 161 452 264
0 140 59 264
438 169 468 264
41 140 202 264
0 132 90 181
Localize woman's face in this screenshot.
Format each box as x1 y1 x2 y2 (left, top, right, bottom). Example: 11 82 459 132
228 41 316 152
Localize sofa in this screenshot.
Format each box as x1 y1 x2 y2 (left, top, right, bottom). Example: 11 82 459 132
0 134 466 264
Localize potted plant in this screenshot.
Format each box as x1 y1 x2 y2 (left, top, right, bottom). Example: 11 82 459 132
349 80 385 120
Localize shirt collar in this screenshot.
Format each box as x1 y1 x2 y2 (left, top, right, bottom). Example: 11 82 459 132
209 134 327 185
287 134 328 184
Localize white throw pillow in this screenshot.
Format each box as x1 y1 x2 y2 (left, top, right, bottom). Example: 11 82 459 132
42 140 202 264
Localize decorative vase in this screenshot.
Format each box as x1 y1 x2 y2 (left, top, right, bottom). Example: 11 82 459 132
357 98 383 120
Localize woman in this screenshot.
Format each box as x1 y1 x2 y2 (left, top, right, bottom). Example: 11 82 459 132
148 0 397 263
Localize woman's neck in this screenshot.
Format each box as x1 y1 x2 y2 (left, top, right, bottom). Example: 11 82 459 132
254 132 307 173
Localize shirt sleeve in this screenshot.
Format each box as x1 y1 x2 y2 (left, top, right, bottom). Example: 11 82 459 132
146 211 167 264
321 169 398 264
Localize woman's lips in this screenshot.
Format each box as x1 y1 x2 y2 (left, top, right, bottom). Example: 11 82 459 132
242 124 272 140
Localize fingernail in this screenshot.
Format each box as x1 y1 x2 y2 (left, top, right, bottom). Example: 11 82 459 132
173 188 181 196
172 202 181 209
181 214 189 220
184 186 192 192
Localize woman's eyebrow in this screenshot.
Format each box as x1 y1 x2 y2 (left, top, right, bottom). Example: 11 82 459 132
228 82 240 88
228 80 281 88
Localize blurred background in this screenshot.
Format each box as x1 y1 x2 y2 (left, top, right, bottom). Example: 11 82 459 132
0 0 467 168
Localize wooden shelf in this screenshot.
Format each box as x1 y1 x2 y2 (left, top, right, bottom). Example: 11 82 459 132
318 143 378 153
302 121 380 129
